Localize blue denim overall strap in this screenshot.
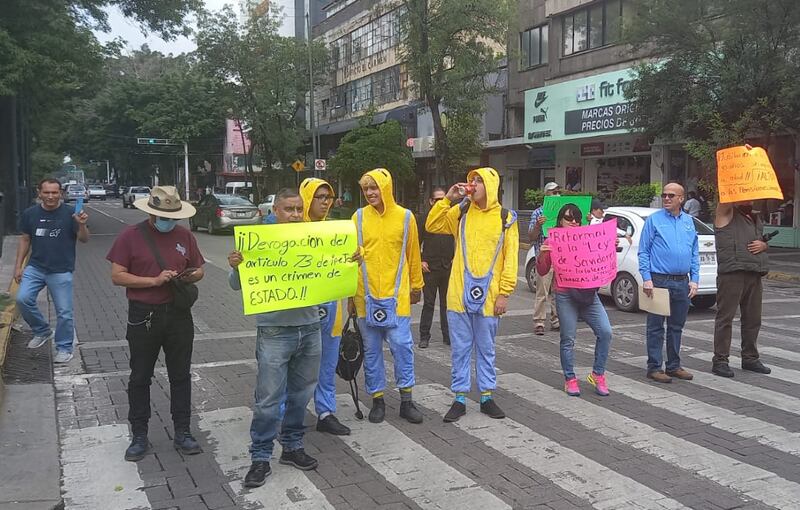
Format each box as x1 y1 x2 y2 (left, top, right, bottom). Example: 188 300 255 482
460 210 506 314
357 209 411 327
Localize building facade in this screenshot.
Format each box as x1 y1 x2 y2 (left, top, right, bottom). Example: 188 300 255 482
496 0 799 246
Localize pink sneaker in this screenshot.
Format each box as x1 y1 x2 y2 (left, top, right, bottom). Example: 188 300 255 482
564 377 580 396
587 372 609 396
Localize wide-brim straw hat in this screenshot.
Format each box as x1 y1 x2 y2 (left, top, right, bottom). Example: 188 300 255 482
134 186 196 219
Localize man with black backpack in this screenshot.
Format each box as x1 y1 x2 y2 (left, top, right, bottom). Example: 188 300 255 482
106 186 206 462
426 168 519 423
299 177 351 436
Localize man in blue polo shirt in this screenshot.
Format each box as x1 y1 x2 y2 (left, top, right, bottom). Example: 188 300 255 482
638 182 699 383
15 178 90 364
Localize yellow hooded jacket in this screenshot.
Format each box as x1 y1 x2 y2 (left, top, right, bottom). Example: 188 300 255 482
425 167 518 316
351 169 424 318
300 177 343 336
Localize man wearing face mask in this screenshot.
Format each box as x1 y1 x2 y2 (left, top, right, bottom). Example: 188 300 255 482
711 200 771 377
107 186 206 462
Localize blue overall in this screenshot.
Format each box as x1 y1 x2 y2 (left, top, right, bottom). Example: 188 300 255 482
449 212 507 394
314 301 341 416
357 210 415 394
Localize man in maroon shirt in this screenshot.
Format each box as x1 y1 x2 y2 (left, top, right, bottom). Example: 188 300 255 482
107 186 206 462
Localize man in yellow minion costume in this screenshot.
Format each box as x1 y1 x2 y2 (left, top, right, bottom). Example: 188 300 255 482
352 168 425 424
299 178 351 435
426 167 518 422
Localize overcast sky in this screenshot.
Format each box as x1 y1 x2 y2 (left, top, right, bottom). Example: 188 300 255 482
93 0 297 55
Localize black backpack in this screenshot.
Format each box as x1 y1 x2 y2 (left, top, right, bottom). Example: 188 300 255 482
336 314 365 419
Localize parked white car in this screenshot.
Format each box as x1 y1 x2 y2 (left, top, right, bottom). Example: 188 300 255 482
258 194 276 217
523 206 718 312
87 184 107 200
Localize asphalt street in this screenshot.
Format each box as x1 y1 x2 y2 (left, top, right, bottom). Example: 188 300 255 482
51 199 800 510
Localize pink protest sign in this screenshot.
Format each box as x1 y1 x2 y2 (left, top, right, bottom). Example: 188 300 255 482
549 221 617 289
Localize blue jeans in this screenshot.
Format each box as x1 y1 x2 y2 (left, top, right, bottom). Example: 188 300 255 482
646 276 690 373
448 311 499 393
555 292 613 380
358 316 415 395
249 323 321 462
16 265 74 353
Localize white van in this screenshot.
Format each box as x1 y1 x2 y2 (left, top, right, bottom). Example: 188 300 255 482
224 181 253 195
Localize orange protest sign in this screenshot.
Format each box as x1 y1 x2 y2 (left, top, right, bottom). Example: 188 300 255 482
716 145 783 203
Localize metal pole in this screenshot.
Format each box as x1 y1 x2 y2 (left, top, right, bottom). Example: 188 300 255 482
105 160 110 183
306 12 317 162
184 142 190 200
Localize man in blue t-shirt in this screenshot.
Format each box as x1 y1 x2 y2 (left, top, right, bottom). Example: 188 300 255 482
14 177 90 363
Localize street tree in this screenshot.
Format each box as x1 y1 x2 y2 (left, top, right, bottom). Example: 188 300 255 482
0 0 203 181
396 0 512 182
625 0 800 166
329 118 414 188
195 6 328 201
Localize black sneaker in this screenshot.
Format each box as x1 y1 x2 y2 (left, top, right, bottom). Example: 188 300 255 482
124 434 151 462
279 449 318 471
712 363 734 378
369 397 385 423
480 399 505 419
399 401 423 424
244 461 271 487
443 401 466 423
418 338 429 349
316 414 351 436
742 359 771 374
174 429 203 455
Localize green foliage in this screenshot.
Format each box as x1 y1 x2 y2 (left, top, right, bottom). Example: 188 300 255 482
195 6 328 198
523 189 545 208
625 0 800 166
329 120 414 185
0 0 202 184
610 184 659 207
398 0 512 178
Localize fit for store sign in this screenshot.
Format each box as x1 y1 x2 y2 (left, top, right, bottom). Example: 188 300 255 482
524 67 641 142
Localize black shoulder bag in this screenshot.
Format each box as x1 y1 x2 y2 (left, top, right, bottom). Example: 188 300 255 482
136 222 199 311
336 314 365 419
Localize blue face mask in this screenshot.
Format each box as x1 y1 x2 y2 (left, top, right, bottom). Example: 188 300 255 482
154 217 177 233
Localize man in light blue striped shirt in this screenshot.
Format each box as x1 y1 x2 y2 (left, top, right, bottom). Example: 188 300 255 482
638 182 700 384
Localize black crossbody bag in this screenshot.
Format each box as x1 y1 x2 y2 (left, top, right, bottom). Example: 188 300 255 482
137 222 199 311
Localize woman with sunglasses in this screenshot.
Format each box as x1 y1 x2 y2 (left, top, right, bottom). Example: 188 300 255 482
536 203 613 397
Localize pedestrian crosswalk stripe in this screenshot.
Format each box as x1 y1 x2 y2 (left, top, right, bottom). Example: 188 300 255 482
689 353 800 384
413 384 689 510
618 356 800 416
198 407 334 509
497 372 800 508
334 395 511 510
590 369 800 457
61 424 150 510
682 328 800 361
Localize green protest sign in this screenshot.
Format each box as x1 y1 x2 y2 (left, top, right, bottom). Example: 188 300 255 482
541 195 593 236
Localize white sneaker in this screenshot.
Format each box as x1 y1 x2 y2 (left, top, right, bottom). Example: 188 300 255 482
54 351 73 364
27 331 54 349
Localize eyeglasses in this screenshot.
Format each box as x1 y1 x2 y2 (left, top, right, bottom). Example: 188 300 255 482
313 195 334 202
431 197 444 202
562 215 578 223
661 193 682 199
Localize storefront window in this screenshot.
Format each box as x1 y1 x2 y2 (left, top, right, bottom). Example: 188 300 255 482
760 136 796 227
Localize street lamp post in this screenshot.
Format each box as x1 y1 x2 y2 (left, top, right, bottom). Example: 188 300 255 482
307 12 317 163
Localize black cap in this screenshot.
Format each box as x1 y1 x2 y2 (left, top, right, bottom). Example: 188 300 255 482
591 198 605 210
